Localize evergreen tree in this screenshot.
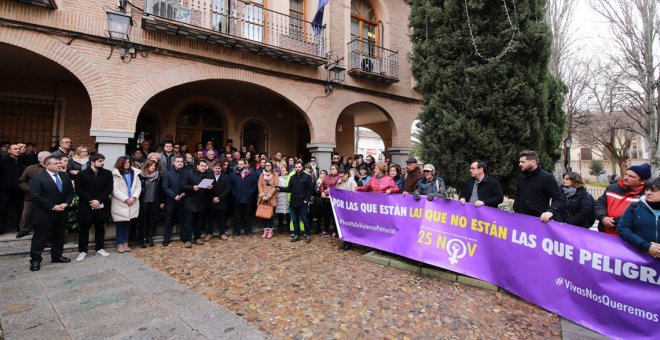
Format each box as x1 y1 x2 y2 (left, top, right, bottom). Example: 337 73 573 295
409 0 566 195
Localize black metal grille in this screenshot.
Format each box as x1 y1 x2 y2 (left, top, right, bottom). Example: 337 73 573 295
0 97 55 151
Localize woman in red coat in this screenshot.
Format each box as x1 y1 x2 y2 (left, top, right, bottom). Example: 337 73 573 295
355 162 400 194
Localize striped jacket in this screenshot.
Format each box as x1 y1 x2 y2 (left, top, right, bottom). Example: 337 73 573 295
594 180 644 236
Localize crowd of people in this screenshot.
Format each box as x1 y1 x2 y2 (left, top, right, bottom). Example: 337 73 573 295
1 139 658 273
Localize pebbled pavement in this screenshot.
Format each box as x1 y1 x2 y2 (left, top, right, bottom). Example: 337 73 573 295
133 232 563 339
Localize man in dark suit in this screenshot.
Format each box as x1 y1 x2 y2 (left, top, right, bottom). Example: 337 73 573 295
180 160 213 248
29 155 73 271
161 155 186 246
74 153 113 261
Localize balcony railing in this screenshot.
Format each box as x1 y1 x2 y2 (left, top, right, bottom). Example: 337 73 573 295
347 38 399 84
142 0 326 66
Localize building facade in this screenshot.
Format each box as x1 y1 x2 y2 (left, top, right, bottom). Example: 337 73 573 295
0 0 421 170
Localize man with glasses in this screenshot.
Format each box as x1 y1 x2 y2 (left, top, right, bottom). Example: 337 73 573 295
29 156 73 271
459 160 503 208
51 137 72 158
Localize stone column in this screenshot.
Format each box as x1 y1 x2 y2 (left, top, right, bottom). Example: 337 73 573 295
307 142 336 172
90 130 133 164
388 147 413 167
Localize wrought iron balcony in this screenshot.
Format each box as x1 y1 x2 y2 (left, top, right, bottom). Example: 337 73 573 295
347 38 399 84
14 0 57 9
141 0 326 67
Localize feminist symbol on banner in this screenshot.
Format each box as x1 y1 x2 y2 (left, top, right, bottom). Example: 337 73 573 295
447 239 467 265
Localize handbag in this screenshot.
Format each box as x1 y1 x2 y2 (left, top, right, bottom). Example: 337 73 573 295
255 200 274 219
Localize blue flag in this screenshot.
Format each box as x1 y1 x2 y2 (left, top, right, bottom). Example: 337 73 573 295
312 0 329 36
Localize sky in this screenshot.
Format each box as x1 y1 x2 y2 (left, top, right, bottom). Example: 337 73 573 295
573 1 612 57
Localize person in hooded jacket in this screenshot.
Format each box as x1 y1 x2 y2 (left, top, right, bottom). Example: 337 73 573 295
560 172 595 228
617 176 660 259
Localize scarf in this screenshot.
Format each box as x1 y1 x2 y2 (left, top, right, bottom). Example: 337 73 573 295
263 171 274 183
562 186 577 199
143 169 160 182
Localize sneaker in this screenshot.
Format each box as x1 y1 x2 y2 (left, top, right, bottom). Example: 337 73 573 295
320 231 329 238
205 234 213 241
184 241 192 248
75 252 87 262
305 235 312 243
331 232 337 239
195 239 205 245
290 235 301 242
96 249 110 257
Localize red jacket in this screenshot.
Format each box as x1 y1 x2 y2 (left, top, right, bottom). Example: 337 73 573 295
356 175 400 193
319 174 339 194
594 180 644 236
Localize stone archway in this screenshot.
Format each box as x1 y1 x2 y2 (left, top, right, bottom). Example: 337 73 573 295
335 101 395 158
0 29 113 127
117 63 317 141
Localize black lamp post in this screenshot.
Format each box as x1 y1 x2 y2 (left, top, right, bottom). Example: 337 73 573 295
564 137 573 172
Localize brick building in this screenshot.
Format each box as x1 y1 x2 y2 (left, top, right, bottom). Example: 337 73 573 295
0 0 421 170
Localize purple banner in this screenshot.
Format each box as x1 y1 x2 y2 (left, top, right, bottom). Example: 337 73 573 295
330 189 660 339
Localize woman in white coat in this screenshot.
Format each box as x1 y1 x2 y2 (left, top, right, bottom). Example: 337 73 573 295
112 156 141 253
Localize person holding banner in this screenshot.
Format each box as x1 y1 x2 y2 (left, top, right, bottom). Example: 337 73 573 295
560 172 595 228
514 150 565 222
617 176 660 259
595 163 649 236
355 162 400 194
402 157 423 194
459 160 503 208
412 164 445 201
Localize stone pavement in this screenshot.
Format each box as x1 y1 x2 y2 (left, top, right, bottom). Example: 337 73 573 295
0 252 266 339
133 232 565 339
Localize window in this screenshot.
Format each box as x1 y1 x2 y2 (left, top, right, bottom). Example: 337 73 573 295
580 148 593 161
177 106 223 128
289 0 304 40
631 141 639 159
242 0 265 42
151 0 176 19
351 0 377 55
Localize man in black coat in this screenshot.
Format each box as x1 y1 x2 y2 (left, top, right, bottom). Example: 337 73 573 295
276 161 314 243
74 153 113 261
161 156 186 246
208 163 231 241
459 160 504 208
29 155 73 271
180 160 213 248
514 150 566 222
0 144 26 235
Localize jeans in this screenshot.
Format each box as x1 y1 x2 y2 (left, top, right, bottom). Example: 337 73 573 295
115 221 131 244
289 204 310 236
262 215 275 229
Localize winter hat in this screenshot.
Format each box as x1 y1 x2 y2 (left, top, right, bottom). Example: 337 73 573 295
628 163 652 180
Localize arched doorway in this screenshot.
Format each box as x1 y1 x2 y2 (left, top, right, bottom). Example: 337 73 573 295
129 110 161 152
0 42 92 153
241 120 268 154
336 102 394 158
176 105 224 153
